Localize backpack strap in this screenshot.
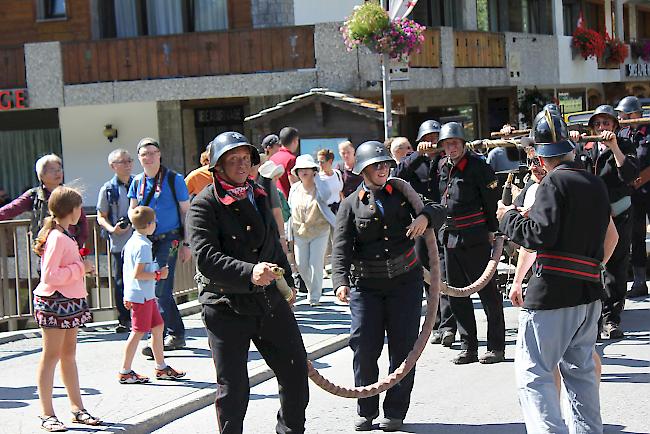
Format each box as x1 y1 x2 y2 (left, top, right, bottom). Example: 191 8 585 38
166 168 184 237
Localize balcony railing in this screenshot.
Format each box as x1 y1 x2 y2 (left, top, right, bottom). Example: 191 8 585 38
409 28 441 68
61 25 316 85
454 31 506 68
0 46 26 89
0 216 197 330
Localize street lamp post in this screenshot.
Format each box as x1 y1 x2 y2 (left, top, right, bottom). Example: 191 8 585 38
382 0 392 140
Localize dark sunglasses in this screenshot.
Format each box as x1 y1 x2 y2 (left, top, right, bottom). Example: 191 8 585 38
371 161 391 170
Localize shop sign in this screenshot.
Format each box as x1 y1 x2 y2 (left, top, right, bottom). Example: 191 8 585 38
626 63 650 78
0 89 28 110
558 92 583 114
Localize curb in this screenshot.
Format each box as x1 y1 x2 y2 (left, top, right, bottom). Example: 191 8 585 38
116 332 350 434
0 300 202 345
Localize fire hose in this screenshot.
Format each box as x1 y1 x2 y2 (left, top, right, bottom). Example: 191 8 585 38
273 177 504 398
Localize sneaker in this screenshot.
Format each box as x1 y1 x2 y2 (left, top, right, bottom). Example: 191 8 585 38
141 346 153 359
452 350 478 365
441 331 455 347
354 412 378 431
163 335 186 351
627 283 648 298
378 417 403 432
155 365 186 380
118 370 150 384
479 350 505 364
430 330 442 344
114 324 129 333
600 323 624 340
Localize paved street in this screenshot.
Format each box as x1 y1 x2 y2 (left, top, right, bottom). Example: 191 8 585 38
154 296 650 434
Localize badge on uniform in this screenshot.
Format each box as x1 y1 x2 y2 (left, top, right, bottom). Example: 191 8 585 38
487 180 498 189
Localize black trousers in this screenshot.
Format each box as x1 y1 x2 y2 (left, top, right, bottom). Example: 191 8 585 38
445 242 505 352
630 192 650 267
111 252 130 326
202 302 309 434
602 211 632 325
350 272 423 420
416 237 456 333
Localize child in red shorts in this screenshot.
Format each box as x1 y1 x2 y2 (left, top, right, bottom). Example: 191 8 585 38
118 206 186 384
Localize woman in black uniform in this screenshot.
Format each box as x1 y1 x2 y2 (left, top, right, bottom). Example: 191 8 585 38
331 141 444 432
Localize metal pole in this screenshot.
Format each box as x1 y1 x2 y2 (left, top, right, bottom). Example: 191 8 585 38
382 0 392 140
382 52 392 140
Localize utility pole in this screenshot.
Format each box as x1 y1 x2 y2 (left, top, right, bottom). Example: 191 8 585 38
382 0 392 140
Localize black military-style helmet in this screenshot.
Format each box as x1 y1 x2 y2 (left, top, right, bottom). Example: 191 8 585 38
208 131 260 170
416 120 442 142
352 141 395 175
615 96 642 115
543 103 561 116
531 110 574 158
588 105 619 130
438 122 465 144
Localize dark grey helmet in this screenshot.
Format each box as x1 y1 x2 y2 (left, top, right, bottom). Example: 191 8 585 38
438 122 465 144
543 103 561 116
615 96 642 114
209 131 260 170
588 105 619 129
352 141 395 175
416 120 442 142
531 110 574 158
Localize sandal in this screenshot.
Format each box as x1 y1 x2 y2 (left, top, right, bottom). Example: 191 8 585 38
71 409 102 426
39 415 67 432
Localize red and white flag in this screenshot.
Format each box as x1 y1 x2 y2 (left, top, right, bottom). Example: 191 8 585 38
389 0 419 20
576 10 585 28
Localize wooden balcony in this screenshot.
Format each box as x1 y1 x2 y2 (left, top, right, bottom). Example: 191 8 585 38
409 28 441 68
454 31 505 68
0 46 26 89
61 26 316 85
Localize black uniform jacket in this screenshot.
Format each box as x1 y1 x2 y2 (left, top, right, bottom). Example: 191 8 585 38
575 136 638 205
187 180 294 315
438 152 499 248
331 179 446 291
393 151 443 201
500 161 610 310
622 125 650 195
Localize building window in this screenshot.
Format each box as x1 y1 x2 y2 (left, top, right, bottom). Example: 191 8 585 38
563 0 605 36
412 0 464 29
37 0 67 20
478 0 552 35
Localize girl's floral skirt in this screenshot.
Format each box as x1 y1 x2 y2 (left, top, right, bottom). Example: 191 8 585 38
34 292 92 329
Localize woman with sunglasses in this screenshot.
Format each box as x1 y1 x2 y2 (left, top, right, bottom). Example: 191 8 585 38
570 105 639 340
288 154 336 306
332 141 444 432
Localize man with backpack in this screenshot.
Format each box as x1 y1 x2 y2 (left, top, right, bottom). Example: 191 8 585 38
97 149 135 333
128 138 192 355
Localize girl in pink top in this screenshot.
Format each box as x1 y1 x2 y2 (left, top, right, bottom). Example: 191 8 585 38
32 186 102 432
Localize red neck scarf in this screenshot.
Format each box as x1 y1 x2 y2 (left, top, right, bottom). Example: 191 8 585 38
215 175 251 201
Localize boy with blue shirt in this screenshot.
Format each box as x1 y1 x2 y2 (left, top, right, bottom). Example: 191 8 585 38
128 137 191 355
119 206 186 384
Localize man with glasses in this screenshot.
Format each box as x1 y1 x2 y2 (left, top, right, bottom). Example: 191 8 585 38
571 105 639 340
129 138 192 354
97 149 135 333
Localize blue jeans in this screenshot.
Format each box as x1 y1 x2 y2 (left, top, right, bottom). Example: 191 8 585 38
152 235 185 339
516 301 602 434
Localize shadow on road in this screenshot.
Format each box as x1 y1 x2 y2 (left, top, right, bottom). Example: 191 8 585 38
398 422 526 433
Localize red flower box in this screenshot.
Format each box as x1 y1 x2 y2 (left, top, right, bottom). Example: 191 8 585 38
572 26 605 60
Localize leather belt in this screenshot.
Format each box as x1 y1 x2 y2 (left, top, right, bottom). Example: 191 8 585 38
351 247 419 279
195 272 267 295
535 251 603 284
149 229 181 243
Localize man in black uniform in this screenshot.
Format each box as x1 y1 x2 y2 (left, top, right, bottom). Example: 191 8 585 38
616 96 650 298
498 111 617 433
187 132 308 434
572 105 639 339
332 141 445 432
437 122 506 365
393 120 458 347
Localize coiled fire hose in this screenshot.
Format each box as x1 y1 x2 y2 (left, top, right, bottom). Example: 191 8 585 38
272 178 503 398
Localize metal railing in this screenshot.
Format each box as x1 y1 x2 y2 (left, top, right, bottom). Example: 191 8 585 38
0 215 197 331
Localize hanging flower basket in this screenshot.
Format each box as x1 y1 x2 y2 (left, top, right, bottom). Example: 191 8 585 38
341 1 425 62
572 26 605 60
602 33 629 65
